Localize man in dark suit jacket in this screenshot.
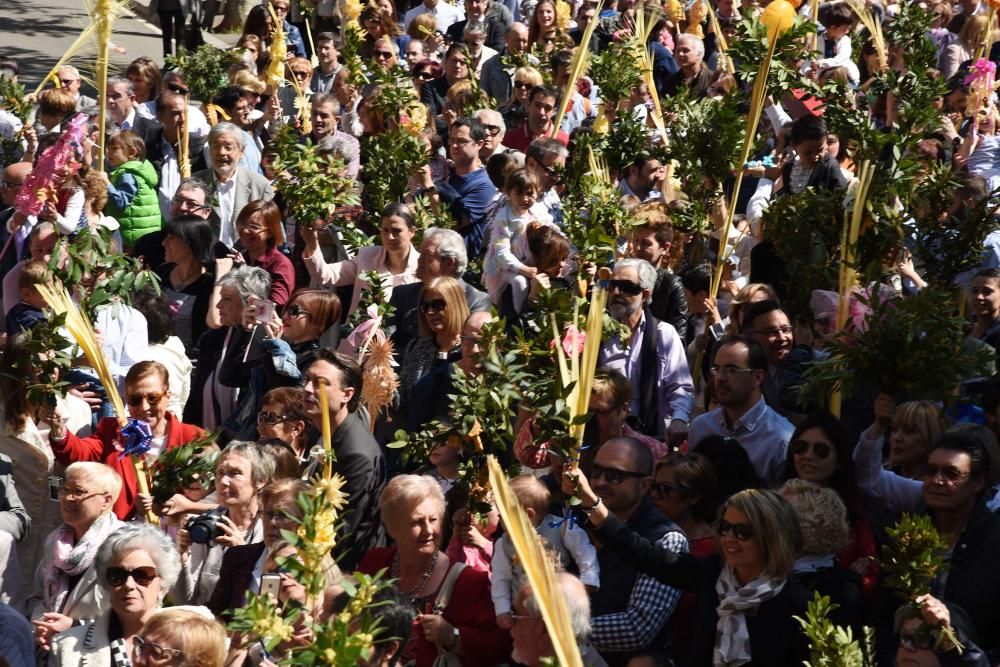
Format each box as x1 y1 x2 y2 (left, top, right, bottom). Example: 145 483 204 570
146 91 209 221
445 0 513 51
389 227 491 357
303 349 387 571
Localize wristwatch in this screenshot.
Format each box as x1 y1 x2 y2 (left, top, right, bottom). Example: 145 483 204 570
448 626 460 650
580 497 604 514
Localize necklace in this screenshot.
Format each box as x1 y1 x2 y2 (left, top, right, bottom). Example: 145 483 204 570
392 550 439 605
172 263 203 288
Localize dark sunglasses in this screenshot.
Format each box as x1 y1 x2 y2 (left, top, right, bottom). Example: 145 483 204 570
420 298 448 313
127 392 164 407
608 279 644 296
514 81 533 90
588 463 646 484
373 50 395 59
898 630 934 650
258 411 289 426
291 70 311 77
483 124 501 136
789 439 832 459
167 83 190 95
106 565 159 587
283 304 311 319
415 71 435 81
715 518 753 541
649 481 677 499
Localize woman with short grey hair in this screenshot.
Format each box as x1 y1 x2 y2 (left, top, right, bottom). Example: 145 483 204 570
48 524 182 666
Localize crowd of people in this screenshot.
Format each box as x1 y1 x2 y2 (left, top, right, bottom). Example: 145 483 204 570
3 0 1000 665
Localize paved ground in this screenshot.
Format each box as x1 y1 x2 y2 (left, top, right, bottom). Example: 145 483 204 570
0 0 235 95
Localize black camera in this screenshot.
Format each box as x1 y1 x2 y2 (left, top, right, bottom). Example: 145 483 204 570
185 507 229 544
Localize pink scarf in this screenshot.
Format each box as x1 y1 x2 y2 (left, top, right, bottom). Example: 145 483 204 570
44 513 121 613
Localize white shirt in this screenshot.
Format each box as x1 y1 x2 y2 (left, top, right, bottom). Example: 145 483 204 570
157 138 181 220
404 0 465 31
119 108 137 131
216 177 238 247
141 102 211 138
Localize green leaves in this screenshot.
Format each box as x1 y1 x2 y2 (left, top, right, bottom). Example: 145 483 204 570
148 432 220 505
881 513 948 600
164 46 241 103
793 592 873 667
589 37 645 109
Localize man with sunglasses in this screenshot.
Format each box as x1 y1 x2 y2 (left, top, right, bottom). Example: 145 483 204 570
575 437 688 666
599 259 693 443
474 108 507 160
688 334 793 487
56 66 97 112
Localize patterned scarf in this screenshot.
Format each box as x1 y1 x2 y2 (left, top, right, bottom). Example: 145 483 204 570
44 512 122 613
713 567 786 667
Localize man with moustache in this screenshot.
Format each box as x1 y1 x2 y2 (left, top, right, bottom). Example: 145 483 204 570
599 258 693 442
303 349 387 570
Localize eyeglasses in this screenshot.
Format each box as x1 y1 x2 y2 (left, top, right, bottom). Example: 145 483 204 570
132 636 184 663
708 365 756 378
420 298 448 313
127 392 164 407
751 325 794 337
283 304 311 319
790 439 832 459
649 481 677 499
106 565 159 587
715 518 753 541
264 509 298 524
898 630 934 650
482 124 501 136
514 81 533 90
608 279 644 296
923 464 970 485
171 196 211 213
57 487 104 501
538 161 563 183
272 3 289 11
258 411 290 426
588 463 647 484
0 179 24 189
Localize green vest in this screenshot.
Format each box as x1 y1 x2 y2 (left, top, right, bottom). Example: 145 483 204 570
108 159 161 247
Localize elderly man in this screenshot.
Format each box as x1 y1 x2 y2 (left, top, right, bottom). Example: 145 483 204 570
662 34 713 98
133 177 227 270
511 573 608 667
463 22 500 78
389 226 491 354
0 161 31 277
525 137 568 225
475 108 506 161
404 0 465 31
479 23 533 105
106 78 159 136
193 122 274 248
147 91 209 220
447 0 513 50
56 66 97 111
502 84 569 151
599 258 693 441
2 221 56 316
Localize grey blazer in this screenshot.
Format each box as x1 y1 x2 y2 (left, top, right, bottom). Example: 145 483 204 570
193 167 275 248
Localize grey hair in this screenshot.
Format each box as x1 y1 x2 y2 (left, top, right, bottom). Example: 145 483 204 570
526 137 568 166
616 258 657 298
95 523 182 592
464 20 487 36
208 121 246 149
216 266 271 306
521 573 591 641
424 227 468 276
57 65 82 79
176 176 211 200
108 77 135 96
317 134 359 166
219 440 276 486
475 108 505 135
676 33 705 60
379 475 446 536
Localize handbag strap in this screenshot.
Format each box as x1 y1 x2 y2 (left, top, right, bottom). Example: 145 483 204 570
432 562 467 615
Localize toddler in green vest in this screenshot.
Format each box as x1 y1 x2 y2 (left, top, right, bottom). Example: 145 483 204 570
105 130 162 250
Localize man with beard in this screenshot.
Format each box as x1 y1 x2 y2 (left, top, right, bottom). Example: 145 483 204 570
741 300 814 419
689 334 792 487
599 259 693 442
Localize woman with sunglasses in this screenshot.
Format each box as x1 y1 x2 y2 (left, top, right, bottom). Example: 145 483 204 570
565 470 811 667
132 608 227 667
782 412 879 598
257 388 314 468
894 597 990 667
48 362 205 521
301 202 420 319
500 66 543 132
398 276 471 422
48 523 181 666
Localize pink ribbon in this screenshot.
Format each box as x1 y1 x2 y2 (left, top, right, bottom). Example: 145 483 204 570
964 58 996 87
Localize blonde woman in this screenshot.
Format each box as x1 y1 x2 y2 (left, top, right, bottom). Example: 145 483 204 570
133 608 227 667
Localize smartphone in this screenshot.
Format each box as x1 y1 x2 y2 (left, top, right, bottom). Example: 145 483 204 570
248 296 276 325
260 573 281 598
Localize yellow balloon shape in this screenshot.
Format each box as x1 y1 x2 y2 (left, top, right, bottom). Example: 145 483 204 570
760 0 797 41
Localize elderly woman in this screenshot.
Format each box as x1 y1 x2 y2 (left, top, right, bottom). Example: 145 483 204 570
174 441 273 605
208 478 340 618
50 362 204 520
186 265 271 430
29 463 123 650
48 523 182 665
193 122 274 249
301 202 420 318
358 475 511 667
853 398 950 513
132 608 227 667
568 470 811 667
779 479 863 632
398 276 470 415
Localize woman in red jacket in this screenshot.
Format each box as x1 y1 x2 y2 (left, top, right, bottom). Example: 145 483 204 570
358 474 512 667
48 360 204 520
